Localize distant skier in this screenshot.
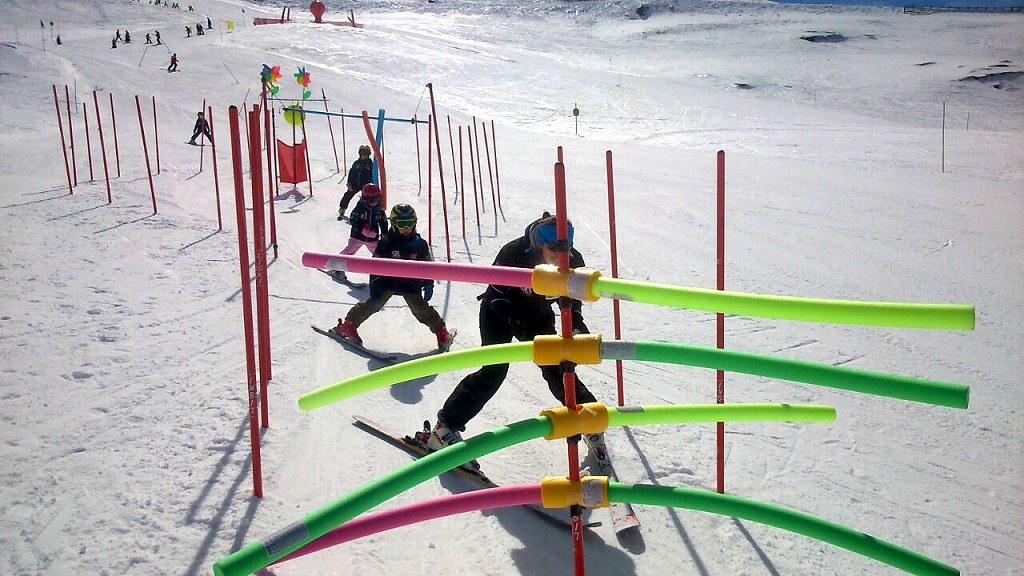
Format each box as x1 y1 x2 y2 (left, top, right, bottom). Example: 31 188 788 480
207 16 212 29
167 53 178 72
124 30 131 43
185 25 192 37
196 23 204 36
189 111 212 144
145 33 152 44
115 29 123 42
155 30 161 45
111 36 117 49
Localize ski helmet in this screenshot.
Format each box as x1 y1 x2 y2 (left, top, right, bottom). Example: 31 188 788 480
529 213 573 249
358 144 372 155
390 204 417 231
361 183 382 198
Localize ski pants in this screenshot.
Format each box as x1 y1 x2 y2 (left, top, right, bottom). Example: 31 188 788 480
438 298 597 432
345 288 444 333
339 237 378 256
338 187 359 214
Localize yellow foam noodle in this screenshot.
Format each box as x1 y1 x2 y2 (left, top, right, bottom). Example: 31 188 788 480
531 264 602 301
541 476 610 509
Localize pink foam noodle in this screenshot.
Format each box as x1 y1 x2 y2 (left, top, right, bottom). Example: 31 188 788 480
272 484 542 565
301 251 533 287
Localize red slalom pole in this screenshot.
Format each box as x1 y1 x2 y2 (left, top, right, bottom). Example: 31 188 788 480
65 85 78 186
606 151 625 405
425 83 452 261
209 105 223 231
227 105 263 498
716 149 726 495
134 95 157 214
414 114 422 194
446 115 459 193
199 99 207 172
82 102 94 182
92 91 112 203
483 123 497 227
458 127 466 239
52 85 72 195
467 127 481 238
152 96 161 175
491 119 502 210
109 93 121 178
322 88 340 173
554 161 585 576
248 106 272 427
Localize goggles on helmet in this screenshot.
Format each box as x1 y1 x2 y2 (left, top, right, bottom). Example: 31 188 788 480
392 218 416 231
534 222 573 247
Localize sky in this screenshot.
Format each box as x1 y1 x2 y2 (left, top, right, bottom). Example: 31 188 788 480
0 0 1022 575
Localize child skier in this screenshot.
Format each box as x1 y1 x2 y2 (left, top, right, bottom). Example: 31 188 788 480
189 111 212 144
337 144 374 221
332 204 452 349
328 183 388 283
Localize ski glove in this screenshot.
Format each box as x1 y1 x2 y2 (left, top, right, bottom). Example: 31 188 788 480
423 283 434 302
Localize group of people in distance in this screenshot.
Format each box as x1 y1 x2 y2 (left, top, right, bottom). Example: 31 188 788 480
327 144 609 469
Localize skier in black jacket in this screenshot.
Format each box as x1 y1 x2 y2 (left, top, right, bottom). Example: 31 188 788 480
327 183 388 284
333 204 452 349
416 213 607 465
338 144 374 220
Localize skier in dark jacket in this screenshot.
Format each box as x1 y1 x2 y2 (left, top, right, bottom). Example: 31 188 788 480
416 213 606 465
333 204 452 349
327 183 388 283
189 111 212 144
338 144 374 220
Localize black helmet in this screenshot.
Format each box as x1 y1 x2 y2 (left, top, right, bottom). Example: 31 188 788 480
358 144 372 155
390 204 417 231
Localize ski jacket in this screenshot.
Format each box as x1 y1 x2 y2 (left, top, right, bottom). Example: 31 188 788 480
345 157 374 193
348 199 387 242
370 228 433 294
479 220 588 333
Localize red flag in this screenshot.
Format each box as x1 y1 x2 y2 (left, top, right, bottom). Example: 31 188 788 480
276 139 307 184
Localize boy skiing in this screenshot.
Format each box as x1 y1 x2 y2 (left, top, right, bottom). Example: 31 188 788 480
338 144 374 221
167 53 178 72
331 204 453 350
414 213 607 466
328 183 388 283
189 111 212 144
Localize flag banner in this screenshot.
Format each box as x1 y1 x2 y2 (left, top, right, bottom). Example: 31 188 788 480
277 139 308 184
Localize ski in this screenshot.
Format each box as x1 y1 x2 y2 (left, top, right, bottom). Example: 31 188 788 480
312 325 457 365
582 455 641 533
317 268 369 289
312 324 397 362
352 415 602 530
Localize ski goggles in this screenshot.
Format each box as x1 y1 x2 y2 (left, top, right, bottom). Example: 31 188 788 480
392 218 416 231
534 222 573 247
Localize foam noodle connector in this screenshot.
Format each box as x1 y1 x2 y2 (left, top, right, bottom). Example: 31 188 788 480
531 264 602 302
533 334 602 366
540 476 610 509
540 402 609 439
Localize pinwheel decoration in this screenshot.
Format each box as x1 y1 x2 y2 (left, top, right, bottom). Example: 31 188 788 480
295 66 312 100
261 64 282 96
